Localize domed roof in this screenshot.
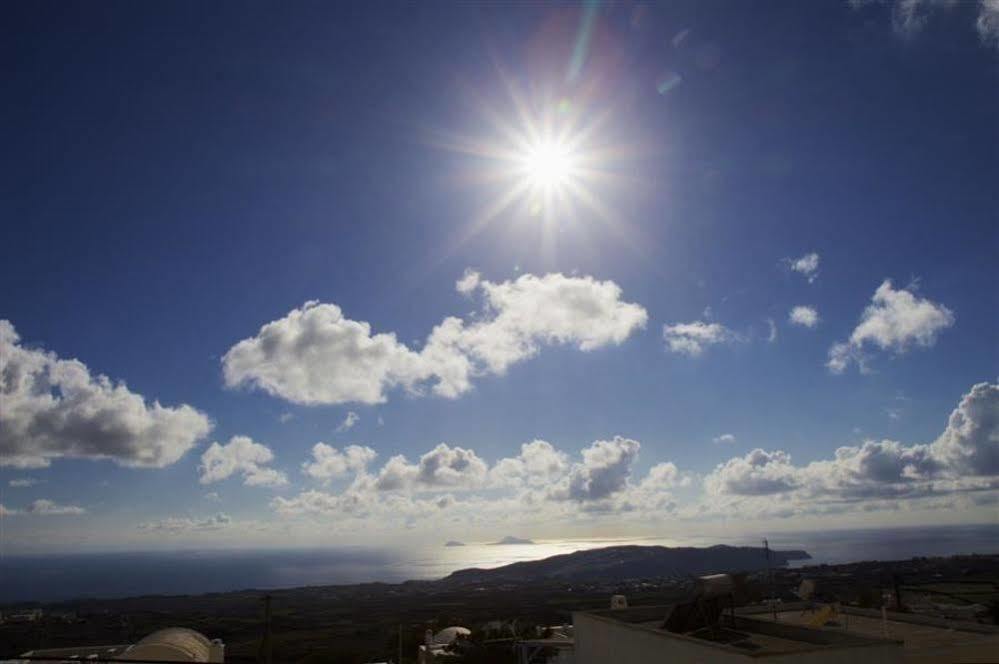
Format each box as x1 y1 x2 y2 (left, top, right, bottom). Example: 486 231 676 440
124 628 213 662
433 626 471 645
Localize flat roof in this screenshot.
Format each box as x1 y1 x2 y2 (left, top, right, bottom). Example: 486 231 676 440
739 603 999 653
575 605 900 658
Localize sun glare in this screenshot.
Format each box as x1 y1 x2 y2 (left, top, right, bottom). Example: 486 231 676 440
522 141 574 189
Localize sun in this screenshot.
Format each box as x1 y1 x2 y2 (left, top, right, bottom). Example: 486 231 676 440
521 140 574 189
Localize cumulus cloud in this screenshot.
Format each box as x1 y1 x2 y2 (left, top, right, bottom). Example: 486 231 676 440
766 318 778 343
554 437 642 502
222 272 647 405
705 449 801 496
490 440 569 488
138 513 232 533
662 321 738 357
336 411 360 432
827 280 953 373
271 435 673 524
9 478 39 487
789 306 820 328
713 434 737 444
930 382 998 476
0 320 213 469
782 252 820 283
199 436 288 487
375 443 489 491
705 382 998 507
302 443 377 481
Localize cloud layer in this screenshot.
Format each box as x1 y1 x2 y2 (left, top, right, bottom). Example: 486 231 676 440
1 321 213 469
222 272 647 406
704 382 998 512
270 382 997 528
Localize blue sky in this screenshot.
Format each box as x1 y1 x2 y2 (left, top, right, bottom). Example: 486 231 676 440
1 0 997 553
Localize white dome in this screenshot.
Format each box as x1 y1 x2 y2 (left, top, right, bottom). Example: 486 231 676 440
123 628 214 662
433 626 471 645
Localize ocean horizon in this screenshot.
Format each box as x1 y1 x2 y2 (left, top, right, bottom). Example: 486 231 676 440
3 523 997 604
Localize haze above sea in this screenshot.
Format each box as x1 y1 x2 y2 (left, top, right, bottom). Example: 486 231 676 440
3 523 997 604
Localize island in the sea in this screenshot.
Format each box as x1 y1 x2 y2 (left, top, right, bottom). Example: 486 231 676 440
442 544 810 584
490 535 535 545
444 540 465 547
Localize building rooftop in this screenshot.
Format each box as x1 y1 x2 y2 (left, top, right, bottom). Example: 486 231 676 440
574 605 900 659
738 602 999 663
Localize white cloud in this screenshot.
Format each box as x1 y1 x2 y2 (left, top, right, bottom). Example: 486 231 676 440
456 269 481 295
222 272 647 405
204 492 221 501
554 437 642 502
663 321 738 357
26 499 86 515
490 440 569 488
9 478 39 488
272 436 664 524
336 411 360 432
766 318 778 343
199 436 288 487
930 382 998 476
705 449 801 496
0 320 213 469
783 252 820 283
789 306 820 328
138 513 231 533
278 412 294 424
375 443 489 491
713 434 737 444
302 443 377 481
222 301 423 406
827 280 953 373
705 382 998 507
267 382 998 528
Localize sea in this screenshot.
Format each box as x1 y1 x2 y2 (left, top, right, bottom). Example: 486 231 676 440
2 523 997 604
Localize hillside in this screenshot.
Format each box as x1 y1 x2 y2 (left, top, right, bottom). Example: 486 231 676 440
442 544 810 584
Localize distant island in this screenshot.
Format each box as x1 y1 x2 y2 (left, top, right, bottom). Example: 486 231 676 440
443 544 810 584
490 535 535 545
444 540 465 547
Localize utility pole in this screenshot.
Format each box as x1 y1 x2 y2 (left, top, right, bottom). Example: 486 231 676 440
258 594 273 664
763 538 776 621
